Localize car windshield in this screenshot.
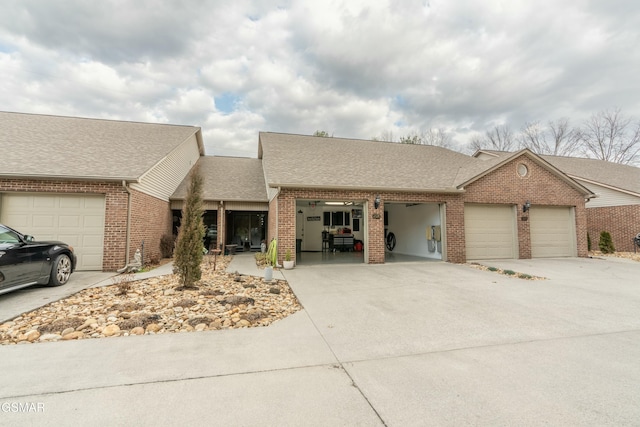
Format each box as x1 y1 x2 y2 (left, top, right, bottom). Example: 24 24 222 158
0 226 20 244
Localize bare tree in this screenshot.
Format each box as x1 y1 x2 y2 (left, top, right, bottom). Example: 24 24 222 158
420 128 453 149
469 124 515 152
519 118 580 156
578 108 640 165
372 130 395 142
398 128 453 148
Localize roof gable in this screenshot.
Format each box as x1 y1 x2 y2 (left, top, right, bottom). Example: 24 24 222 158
457 149 594 196
0 112 202 181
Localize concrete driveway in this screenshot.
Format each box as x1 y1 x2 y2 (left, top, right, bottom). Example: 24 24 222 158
1 257 639 426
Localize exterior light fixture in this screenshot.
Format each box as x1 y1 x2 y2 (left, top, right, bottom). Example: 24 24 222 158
374 195 381 210
523 201 531 213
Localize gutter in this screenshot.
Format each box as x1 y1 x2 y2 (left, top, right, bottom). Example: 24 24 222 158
269 183 464 194
122 180 132 265
0 173 138 182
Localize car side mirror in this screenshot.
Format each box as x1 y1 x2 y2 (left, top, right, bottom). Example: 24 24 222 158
24 235 35 242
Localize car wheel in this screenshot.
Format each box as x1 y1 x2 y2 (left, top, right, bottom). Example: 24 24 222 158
49 254 72 286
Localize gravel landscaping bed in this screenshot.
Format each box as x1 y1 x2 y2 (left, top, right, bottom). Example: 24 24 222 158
0 256 301 345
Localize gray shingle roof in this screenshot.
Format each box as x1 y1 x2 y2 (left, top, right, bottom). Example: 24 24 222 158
258 132 478 192
171 156 268 201
541 155 640 196
0 111 201 181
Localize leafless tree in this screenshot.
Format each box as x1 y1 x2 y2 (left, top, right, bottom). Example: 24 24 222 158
469 124 515 152
398 128 453 149
518 118 580 156
578 108 640 165
371 130 395 142
420 128 453 149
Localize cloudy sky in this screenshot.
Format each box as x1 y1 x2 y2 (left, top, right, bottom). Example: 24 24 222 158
1 0 639 156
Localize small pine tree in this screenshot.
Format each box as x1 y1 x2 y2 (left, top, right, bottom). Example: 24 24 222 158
173 165 205 288
598 231 615 254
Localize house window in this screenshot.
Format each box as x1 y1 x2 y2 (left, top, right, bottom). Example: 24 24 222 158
517 163 529 177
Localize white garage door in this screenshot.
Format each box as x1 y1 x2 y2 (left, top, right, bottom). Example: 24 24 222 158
465 204 517 260
530 206 576 257
0 193 105 270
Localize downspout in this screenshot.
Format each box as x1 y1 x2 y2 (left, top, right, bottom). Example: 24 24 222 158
274 186 281 240
122 180 132 265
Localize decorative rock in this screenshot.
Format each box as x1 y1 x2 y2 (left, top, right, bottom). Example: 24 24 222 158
209 319 222 329
103 324 121 337
61 327 75 337
269 287 281 294
130 327 145 335
107 316 118 323
238 319 250 327
146 323 161 333
39 333 62 341
195 323 207 331
25 330 41 342
62 331 84 340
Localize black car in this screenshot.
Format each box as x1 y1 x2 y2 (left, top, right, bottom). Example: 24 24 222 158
0 224 77 295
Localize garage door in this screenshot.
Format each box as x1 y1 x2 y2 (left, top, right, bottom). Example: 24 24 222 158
0 194 105 270
465 204 517 260
530 206 576 257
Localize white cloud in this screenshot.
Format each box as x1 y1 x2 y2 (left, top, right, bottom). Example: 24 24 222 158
1 0 640 155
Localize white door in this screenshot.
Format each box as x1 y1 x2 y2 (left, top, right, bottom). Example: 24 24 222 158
530 206 576 257
464 204 517 260
0 193 106 270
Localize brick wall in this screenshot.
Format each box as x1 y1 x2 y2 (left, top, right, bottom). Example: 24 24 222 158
587 205 640 252
0 178 128 271
128 189 172 265
463 155 588 258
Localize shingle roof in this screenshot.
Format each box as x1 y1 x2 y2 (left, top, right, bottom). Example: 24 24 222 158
541 155 640 196
171 156 268 201
258 132 478 192
0 111 202 181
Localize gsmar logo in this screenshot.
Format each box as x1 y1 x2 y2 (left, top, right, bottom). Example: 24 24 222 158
1 402 45 413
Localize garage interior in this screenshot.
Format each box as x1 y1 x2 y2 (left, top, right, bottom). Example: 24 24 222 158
295 200 366 265
384 202 444 262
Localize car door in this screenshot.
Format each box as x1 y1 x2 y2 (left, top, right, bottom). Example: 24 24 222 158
0 228 44 291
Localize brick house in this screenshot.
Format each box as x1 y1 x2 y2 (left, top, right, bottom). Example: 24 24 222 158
476 150 640 253
0 112 203 271
259 133 594 265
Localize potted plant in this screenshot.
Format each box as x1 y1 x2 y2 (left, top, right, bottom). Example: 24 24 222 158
283 249 295 270
264 239 277 281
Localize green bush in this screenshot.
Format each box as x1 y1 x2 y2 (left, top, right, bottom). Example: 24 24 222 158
503 269 516 276
518 273 532 280
488 266 498 272
598 231 615 254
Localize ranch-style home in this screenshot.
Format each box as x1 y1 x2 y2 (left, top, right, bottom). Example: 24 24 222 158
8 111 639 271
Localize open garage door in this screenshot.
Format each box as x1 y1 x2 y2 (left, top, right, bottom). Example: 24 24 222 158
530 206 576 257
0 193 106 270
465 204 517 260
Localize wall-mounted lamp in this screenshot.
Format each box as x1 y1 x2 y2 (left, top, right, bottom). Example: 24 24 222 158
297 209 303 214
374 195 381 210
523 201 531 213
